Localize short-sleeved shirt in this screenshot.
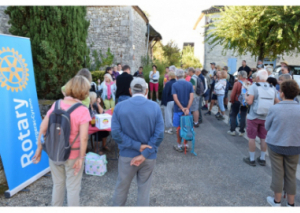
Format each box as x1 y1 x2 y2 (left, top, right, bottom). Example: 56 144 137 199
46 99 91 159
190 74 199 97
247 82 277 120
238 65 251 76
172 79 194 113
61 85 90 107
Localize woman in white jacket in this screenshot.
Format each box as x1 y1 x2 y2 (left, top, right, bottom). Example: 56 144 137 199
214 71 227 120
98 74 117 109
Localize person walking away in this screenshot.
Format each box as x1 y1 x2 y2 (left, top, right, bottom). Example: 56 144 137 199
163 66 170 87
196 68 207 123
111 78 164 206
201 69 210 110
208 62 216 103
189 68 201 127
172 69 194 152
116 65 133 103
238 60 252 78
32 76 91 206
61 68 92 108
205 70 221 116
227 71 249 136
133 66 144 77
214 71 227 120
98 73 116 109
161 71 176 134
89 92 109 153
112 65 119 81
117 63 123 75
149 65 160 102
265 80 300 207
243 69 279 166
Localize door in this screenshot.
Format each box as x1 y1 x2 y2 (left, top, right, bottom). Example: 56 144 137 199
227 58 237 75
263 58 276 68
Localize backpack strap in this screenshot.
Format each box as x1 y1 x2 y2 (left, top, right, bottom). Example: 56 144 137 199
67 103 83 114
70 133 80 150
55 100 62 110
256 83 260 87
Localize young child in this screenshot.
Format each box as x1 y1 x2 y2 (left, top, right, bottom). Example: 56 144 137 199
61 68 92 107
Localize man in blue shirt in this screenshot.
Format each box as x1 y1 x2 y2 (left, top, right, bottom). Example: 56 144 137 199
111 78 164 206
172 69 194 152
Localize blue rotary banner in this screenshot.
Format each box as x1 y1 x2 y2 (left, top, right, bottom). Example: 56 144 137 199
0 34 50 198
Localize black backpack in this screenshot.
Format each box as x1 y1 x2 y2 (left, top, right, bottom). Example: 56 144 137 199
42 100 82 165
193 76 204 96
228 74 235 90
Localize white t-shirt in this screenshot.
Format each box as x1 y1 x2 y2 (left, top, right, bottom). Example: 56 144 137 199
118 70 123 75
149 71 160 83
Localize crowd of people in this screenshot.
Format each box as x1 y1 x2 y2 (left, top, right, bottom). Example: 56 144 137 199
30 59 300 207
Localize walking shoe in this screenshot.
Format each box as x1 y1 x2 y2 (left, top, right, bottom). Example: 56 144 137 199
205 111 211 115
201 106 208 110
165 129 173 135
215 112 221 117
184 145 190 152
198 119 203 124
227 131 236 136
257 157 266 166
267 196 281 207
286 202 295 207
194 123 200 128
243 157 256 167
156 99 160 103
173 145 183 152
217 115 225 120
238 131 245 137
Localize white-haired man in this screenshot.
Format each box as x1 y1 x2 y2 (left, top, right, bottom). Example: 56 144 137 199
243 69 279 167
266 65 275 78
111 78 164 206
172 69 194 152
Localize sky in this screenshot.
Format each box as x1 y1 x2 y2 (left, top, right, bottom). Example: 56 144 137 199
139 2 212 49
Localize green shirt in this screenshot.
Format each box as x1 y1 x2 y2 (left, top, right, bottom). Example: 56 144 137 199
190 75 199 97
61 85 90 107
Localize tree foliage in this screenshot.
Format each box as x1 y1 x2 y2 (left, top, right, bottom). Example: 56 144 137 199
161 40 181 66
181 46 202 69
89 48 114 71
206 6 300 60
5 6 90 99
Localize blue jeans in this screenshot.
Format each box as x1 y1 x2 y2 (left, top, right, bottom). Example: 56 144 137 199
118 95 131 103
217 95 225 112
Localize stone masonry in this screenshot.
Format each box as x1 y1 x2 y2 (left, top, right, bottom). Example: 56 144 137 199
86 6 148 73
0 6 10 35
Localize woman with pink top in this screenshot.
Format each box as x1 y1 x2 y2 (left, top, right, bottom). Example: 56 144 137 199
98 73 117 109
32 76 91 206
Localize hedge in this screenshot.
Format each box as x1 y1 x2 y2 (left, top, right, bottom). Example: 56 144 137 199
91 71 105 83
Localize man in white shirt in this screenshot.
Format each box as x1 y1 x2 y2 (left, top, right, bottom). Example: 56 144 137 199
117 63 123 75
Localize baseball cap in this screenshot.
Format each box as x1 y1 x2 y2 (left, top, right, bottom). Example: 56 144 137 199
210 62 216 65
130 77 147 93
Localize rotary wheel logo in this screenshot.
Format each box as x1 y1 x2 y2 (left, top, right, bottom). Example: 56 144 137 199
0 47 29 92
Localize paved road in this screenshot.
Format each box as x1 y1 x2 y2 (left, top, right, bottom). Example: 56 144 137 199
1 104 300 206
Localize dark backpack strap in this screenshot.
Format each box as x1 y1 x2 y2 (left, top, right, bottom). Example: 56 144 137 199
70 132 80 150
256 83 260 87
67 103 83 114
55 100 61 110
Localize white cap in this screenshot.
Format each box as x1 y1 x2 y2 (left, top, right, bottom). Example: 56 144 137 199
130 77 147 94
175 69 185 77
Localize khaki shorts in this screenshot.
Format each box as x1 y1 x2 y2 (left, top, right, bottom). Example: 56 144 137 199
190 95 200 112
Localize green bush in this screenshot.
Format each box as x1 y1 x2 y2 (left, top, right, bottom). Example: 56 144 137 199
91 71 105 83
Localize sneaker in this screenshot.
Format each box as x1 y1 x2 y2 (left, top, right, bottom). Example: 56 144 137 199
238 132 245 137
198 120 203 124
227 131 236 136
267 196 281 207
286 202 294 207
173 145 183 152
215 112 221 117
194 123 200 128
201 106 208 110
217 115 225 120
184 145 190 151
243 157 256 167
257 157 266 166
165 129 173 135
205 111 211 115
156 99 160 103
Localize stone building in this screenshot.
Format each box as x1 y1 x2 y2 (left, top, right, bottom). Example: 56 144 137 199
0 6 162 73
194 6 300 73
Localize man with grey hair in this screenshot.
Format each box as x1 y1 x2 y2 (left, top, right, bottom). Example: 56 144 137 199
228 71 249 136
243 69 279 167
266 65 275 78
111 77 164 206
172 69 194 152
188 67 201 127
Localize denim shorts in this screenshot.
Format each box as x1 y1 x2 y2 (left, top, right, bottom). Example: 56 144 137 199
173 111 191 127
217 95 225 112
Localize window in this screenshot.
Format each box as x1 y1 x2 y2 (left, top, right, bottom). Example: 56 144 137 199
183 42 194 48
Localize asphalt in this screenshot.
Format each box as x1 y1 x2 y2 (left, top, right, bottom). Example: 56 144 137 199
0 104 300 206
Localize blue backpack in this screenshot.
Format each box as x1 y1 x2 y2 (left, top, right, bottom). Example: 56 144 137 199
180 115 197 156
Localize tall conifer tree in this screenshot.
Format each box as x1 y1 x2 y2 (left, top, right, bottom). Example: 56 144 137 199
5 6 90 99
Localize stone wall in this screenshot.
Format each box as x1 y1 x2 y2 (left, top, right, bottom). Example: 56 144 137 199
0 156 7 185
86 6 147 73
0 6 10 35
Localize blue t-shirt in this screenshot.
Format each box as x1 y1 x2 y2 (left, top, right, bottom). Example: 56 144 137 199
172 79 194 113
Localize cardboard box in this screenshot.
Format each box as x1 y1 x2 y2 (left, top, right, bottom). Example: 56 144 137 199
95 113 112 130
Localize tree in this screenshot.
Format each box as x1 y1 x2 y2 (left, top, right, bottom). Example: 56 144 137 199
5 6 90 99
206 6 300 60
152 41 165 61
181 46 202 69
161 40 181 66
